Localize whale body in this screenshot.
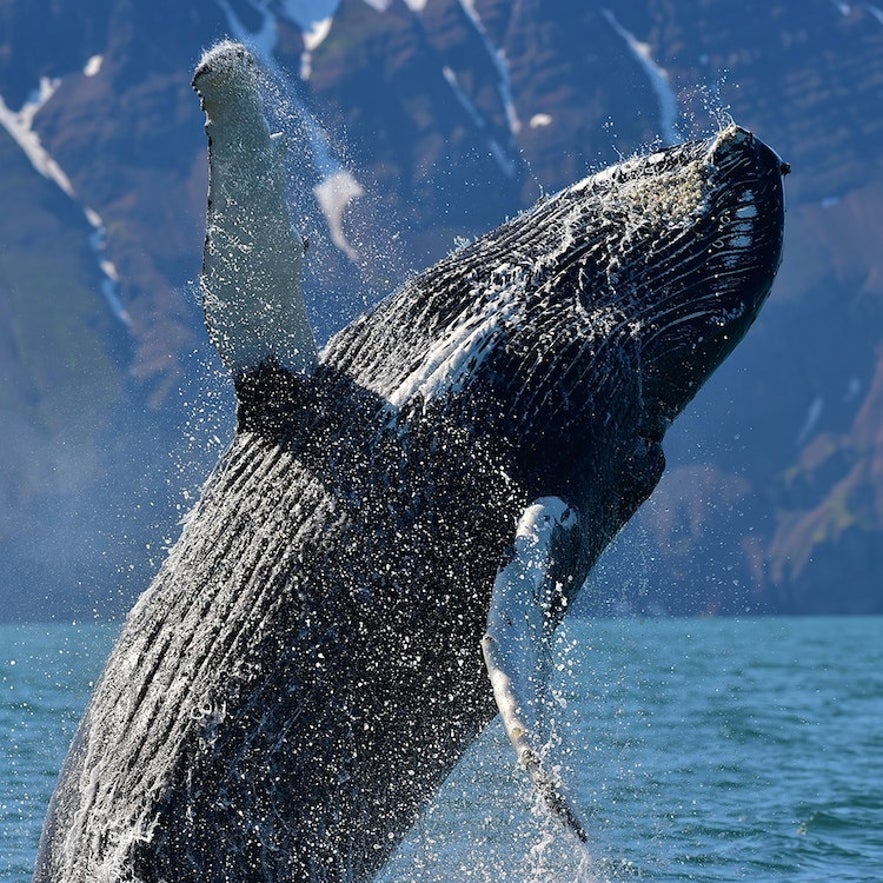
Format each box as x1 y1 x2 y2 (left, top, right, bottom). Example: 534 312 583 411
34 43 786 883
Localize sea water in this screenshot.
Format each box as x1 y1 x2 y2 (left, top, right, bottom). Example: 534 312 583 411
2 616 881 882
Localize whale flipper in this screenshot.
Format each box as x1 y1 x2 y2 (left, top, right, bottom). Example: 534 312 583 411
193 42 318 381
481 497 588 842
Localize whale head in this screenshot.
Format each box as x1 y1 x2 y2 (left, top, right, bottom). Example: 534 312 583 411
520 125 787 448
622 126 788 439
525 124 786 515
328 124 786 542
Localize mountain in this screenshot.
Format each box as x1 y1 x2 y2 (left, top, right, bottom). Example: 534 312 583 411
0 0 881 621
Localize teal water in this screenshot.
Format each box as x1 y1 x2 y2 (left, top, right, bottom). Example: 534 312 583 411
2 617 881 881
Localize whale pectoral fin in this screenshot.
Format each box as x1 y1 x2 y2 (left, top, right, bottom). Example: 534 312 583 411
481 497 588 843
196 43 318 383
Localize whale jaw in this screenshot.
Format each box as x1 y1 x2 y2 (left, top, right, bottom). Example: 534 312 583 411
636 126 786 427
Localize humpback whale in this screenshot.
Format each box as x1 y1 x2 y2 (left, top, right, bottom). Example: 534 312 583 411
34 42 787 883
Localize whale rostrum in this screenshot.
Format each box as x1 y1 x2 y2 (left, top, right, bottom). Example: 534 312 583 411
34 41 786 883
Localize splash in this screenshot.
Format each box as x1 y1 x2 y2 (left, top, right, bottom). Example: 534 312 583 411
678 71 735 141
252 62 408 324
215 1 366 264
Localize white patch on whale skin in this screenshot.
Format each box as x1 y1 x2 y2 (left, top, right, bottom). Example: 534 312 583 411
387 267 526 410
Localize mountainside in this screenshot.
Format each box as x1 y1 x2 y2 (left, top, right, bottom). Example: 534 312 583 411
1 0 881 621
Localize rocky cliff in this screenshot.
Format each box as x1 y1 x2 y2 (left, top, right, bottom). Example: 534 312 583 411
1 0 881 619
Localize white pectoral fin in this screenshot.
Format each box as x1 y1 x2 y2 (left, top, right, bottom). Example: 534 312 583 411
481 497 587 842
197 45 318 380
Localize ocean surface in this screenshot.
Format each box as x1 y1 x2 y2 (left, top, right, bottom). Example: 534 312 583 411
2 616 881 882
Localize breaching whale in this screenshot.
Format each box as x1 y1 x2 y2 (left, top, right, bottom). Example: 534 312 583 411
34 42 787 883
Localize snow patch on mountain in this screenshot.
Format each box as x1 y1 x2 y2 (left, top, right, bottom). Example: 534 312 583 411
442 66 514 176
84 54 104 77
443 66 483 128
829 0 883 22
314 171 365 262
796 396 824 446
0 78 74 196
844 377 862 403
279 0 519 176
0 79 132 329
280 0 427 39
602 9 681 146
86 210 131 329
457 0 521 139
297 22 331 78
277 2 336 76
